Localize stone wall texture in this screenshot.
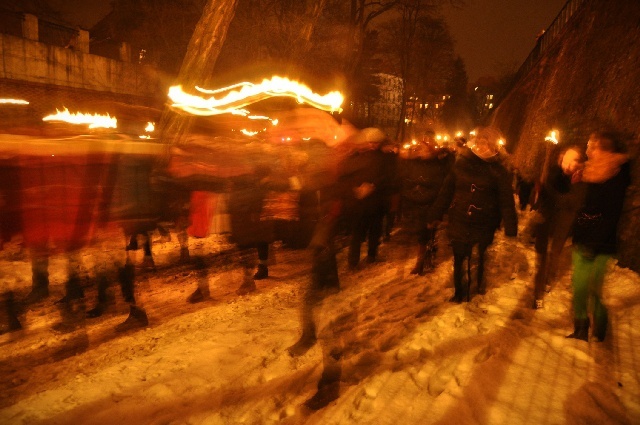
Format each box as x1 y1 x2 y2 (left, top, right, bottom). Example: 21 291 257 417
490 0 640 270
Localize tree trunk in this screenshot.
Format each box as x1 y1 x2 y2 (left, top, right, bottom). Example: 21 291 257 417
159 0 240 146
291 0 329 62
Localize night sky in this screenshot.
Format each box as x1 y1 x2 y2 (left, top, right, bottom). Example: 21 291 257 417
442 0 567 82
45 0 567 83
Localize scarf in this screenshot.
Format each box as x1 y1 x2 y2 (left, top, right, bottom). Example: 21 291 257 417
581 151 628 183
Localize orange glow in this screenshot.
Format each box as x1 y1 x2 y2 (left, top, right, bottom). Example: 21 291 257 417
168 76 344 117
42 107 117 129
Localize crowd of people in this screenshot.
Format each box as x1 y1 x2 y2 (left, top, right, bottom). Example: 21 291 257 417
0 124 631 410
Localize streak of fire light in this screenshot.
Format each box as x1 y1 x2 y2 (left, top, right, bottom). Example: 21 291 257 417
168 76 344 117
0 98 29 105
42 107 117 129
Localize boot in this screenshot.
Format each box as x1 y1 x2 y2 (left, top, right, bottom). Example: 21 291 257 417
187 287 210 303
304 350 341 410
410 245 426 275
304 380 340 411
179 247 190 263
287 324 317 357
55 275 84 304
138 255 156 271
594 303 608 342
4 291 22 332
253 264 268 280
118 264 136 304
477 278 487 295
115 305 148 332
25 267 50 304
188 256 210 303
423 246 435 273
236 279 256 296
450 262 467 303
24 279 49 304
87 275 110 318
567 318 590 342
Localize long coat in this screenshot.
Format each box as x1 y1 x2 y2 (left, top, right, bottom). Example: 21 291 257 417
428 148 517 245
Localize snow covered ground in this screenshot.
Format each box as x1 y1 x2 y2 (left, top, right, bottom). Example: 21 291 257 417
0 211 639 425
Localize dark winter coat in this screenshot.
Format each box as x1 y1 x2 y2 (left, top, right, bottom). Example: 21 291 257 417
338 147 389 214
537 164 586 231
428 148 518 245
572 161 630 255
400 154 453 220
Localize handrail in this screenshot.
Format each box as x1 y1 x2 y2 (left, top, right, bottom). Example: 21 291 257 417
496 0 587 106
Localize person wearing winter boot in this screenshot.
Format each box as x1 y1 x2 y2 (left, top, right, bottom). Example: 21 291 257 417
186 255 210 303
399 134 452 275
23 250 50 304
235 247 259 296
253 242 269 280
126 231 155 271
24 249 85 305
114 260 149 332
532 146 586 310
568 132 630 342
427 127 518 302
339 129 390 269
2 291 23 333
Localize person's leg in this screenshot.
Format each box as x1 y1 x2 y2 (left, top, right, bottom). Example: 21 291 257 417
424 227 438 271
568 247 591 340
366 207 384 261
254 242 269 279
477 240 491 295
348 211 367 268
451 242 471 302
533 220 550 305
591 253 611 341
236 246 258 295
25 248 50 303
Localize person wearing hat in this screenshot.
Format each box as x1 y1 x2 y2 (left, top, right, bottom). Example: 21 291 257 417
427 126 518 302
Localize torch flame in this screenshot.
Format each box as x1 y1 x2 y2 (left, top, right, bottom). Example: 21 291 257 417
240 129 259 137
168 76 344 117
43 107 117 129
1 98 29 105
545 130 559 145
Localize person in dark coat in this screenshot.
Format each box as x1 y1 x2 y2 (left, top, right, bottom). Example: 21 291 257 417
338 128 390 269
400 138 453 275
381 142 401 242
567 131 630 342
286 136 351 410
428 127 518 302
532 146 586 309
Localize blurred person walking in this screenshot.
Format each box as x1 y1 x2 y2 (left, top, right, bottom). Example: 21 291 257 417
567 131 630 341
427 127 518 302
400 135 453 275
532 146 586 309
339 128 390 269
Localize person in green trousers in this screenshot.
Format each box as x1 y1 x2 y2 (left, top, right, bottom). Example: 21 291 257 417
569 131 630 341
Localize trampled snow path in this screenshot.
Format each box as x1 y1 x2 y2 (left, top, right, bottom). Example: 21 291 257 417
0 215 639 424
